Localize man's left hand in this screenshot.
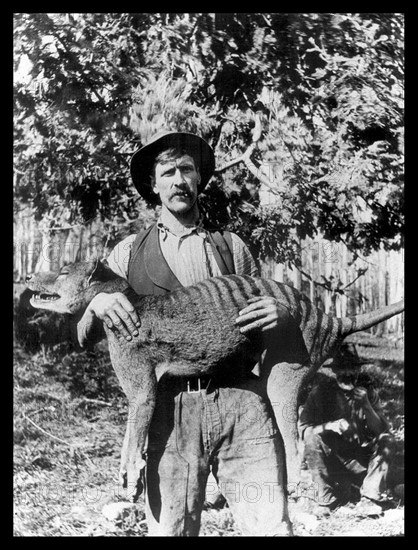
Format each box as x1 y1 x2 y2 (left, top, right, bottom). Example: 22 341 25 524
353 386 371 409
235 296 290 334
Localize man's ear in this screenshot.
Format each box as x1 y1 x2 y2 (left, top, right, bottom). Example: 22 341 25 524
195 169 201 185
150 176 159 195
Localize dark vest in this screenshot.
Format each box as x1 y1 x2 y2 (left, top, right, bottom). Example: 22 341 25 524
127 223 235 295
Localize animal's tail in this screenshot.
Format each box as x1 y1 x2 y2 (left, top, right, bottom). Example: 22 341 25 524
340 300 404 336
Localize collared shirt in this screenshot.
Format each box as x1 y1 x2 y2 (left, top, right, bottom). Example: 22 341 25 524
298 378 389 445
107 209 259 285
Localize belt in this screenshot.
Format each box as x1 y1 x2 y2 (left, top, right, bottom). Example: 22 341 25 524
183 375 212 393
164 372 255 394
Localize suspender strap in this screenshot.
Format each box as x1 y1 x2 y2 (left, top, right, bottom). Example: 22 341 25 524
128 224 236 280
206 230 236 275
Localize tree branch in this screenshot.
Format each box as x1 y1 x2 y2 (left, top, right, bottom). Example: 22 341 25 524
23 409 95 467
214 112 348 194
342 268 368 290
299 268 331 291
214 113 282 192
215 155 246 172
23 411 75 448
300 265 368 296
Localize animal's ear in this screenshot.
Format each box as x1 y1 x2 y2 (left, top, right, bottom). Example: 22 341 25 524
87 257 107 286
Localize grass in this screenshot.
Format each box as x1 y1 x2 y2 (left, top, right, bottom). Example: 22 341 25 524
13 333 404 537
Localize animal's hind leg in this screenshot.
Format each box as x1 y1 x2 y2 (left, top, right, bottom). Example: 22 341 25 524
265 363 304 489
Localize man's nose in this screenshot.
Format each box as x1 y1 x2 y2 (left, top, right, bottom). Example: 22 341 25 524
173 168 187 185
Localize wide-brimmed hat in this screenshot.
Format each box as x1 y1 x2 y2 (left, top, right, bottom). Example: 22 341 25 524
322 342 363 371
130 130 216 204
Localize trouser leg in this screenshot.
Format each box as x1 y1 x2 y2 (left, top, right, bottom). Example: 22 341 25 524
144 387 209 536
144 376 294 536
303 431 364 507
213 384 293 536
360 433 397 501
145 448 208 536
303 431 341 507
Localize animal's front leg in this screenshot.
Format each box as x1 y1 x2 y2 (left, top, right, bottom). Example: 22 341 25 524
119 423 129 488
108 339 158 501
124 381 157 502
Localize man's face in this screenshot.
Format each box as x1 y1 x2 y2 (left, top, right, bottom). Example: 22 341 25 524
334 367 359 392
152 154 200 214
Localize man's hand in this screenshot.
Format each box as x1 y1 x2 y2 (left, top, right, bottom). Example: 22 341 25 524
87 292 140 341
325 418 359 443
308 418 352 439
353 386 371 409
352 386 387 436
235 296 290 334
326 418 351 436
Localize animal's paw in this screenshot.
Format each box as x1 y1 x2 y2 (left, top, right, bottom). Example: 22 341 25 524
77 310 96 347
125 458 146 502
119 467 127 489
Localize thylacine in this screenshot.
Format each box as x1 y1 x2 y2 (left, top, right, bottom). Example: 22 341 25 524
27 258 404 498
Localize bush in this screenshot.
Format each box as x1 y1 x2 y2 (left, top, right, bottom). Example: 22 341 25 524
56 344 122 400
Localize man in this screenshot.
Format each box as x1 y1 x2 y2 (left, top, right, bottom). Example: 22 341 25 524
298 342 396 515
81 130 293 536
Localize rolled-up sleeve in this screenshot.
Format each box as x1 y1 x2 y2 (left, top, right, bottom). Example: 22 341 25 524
106 234 136 280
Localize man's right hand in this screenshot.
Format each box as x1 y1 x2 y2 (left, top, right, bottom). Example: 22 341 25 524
326 418 351 435
87 292 141 341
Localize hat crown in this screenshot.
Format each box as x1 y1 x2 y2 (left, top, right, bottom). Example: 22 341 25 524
322 342 362 370
145 129 198 146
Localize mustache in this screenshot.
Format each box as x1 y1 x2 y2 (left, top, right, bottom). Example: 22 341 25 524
170 188 194 199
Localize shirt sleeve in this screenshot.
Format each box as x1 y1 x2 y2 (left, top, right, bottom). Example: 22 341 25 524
230 233 260 277
298 387 322 440
366 387 391 432
106 234 136 280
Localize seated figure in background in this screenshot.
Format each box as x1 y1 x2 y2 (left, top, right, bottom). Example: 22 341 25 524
298 343 396 515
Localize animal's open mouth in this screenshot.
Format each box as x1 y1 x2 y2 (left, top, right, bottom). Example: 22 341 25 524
31 291 60 302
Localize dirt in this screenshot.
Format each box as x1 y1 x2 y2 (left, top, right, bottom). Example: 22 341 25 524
13 335 404 537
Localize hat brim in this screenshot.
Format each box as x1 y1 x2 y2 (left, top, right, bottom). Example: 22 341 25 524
130 132 215 205
322 355 365 370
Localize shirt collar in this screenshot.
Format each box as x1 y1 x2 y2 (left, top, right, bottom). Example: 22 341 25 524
157 207 205 238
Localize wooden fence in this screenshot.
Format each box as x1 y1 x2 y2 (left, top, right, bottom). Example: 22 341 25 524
14 207 404 337
261 237 404 337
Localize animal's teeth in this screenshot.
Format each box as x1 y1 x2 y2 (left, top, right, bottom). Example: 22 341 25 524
32 293 59 301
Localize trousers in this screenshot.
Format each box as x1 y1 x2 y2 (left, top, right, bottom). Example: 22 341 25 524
144 375 293 536
303 430 396 506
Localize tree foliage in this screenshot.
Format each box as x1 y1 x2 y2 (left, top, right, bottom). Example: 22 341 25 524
14 13 404 266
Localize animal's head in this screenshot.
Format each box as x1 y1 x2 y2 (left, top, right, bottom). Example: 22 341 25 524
26 259 119 315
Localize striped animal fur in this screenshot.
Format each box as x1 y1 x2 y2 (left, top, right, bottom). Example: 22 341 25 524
27 260 404 496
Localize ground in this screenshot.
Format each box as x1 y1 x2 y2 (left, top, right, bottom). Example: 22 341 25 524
13 332 404 537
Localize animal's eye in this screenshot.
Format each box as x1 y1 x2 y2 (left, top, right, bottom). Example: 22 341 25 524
58 270 69 277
